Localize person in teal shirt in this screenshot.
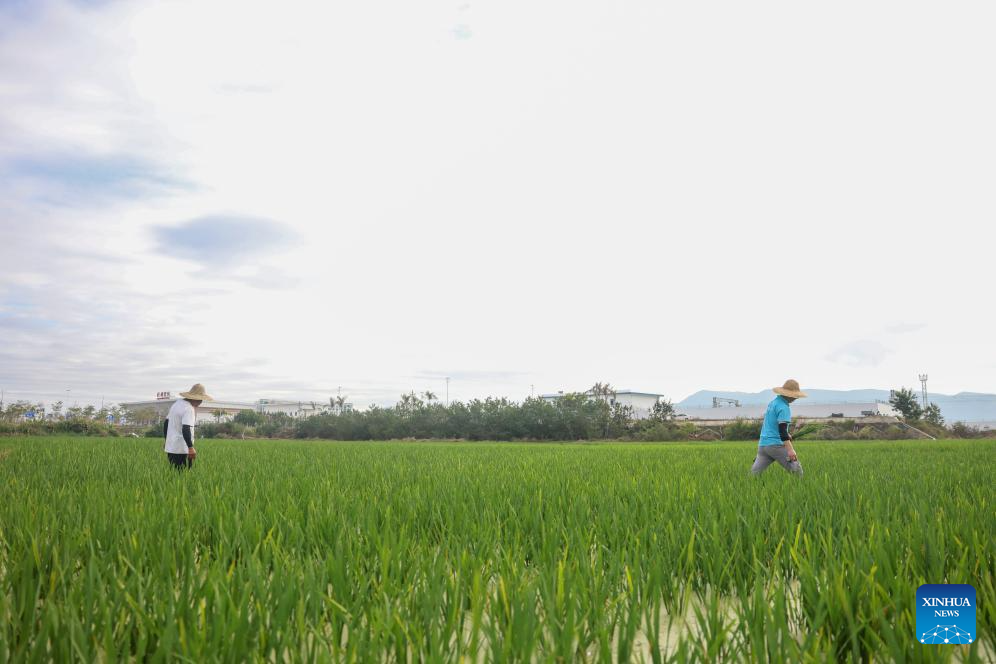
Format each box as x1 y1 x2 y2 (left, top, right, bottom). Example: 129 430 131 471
751 379 807 475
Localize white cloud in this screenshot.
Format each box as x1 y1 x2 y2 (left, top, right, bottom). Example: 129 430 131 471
1 0 994 408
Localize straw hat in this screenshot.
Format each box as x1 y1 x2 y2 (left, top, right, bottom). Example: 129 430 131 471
773 379 807 399
179 383 214 401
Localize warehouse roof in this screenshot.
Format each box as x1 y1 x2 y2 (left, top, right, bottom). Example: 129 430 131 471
677 402 899 420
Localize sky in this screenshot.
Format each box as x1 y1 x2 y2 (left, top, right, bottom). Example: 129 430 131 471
1 0 994 409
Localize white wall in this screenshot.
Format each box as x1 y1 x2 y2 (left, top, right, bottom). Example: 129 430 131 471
614 394 660 419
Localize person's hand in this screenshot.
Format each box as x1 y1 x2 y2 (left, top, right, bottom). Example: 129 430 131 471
188 447 197 459
787 448 798 462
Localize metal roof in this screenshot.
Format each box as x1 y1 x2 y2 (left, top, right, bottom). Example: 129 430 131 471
677 402 899 420
119 399 256 410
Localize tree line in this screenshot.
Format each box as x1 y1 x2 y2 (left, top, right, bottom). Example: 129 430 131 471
186 385 992 442
0 400 123 435
193 391 689 441
2 384 992 441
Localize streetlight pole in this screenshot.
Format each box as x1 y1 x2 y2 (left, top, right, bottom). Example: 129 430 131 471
445 377 450 407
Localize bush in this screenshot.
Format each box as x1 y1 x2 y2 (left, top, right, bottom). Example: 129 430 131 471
0 419 120 437
950 422 978 439
633 422 683 442
723 419 762 441
856 426 875 440
884 425 905 440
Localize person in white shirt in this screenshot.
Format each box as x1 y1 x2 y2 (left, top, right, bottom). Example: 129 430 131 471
163 383 213 469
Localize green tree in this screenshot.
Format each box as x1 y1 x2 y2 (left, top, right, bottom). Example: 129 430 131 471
608 403 635 437
396 392 425 418
129 407 159 426
648 399 676 423
3 401 30 421
922 402 944 426
889 388 922 421
234 409 266 427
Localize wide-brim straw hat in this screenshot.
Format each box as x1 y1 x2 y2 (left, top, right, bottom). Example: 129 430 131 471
179 383 214 401
773 379 807 399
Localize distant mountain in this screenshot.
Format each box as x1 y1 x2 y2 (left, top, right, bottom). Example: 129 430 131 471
677 389 996 423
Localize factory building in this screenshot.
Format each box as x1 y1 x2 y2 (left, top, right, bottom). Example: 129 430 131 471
119 392 339 424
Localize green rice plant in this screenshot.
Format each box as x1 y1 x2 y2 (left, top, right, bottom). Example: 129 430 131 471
0 437 992 662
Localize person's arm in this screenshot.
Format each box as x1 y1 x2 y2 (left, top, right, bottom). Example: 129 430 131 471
778 400 798 460
181 404 197 458
778 421 798 461
163 419 168 440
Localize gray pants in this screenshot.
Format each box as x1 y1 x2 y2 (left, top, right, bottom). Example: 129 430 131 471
751 444 803 475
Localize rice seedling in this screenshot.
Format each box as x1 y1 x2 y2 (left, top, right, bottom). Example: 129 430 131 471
0 437 992 662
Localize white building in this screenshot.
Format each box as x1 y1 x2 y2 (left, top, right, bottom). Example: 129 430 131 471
257 399 333 418
119 396 257 424
540 390 666 419
120 393 344 423
676 401 899 422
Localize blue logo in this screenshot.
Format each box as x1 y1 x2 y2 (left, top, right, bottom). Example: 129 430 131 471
917 584 975 645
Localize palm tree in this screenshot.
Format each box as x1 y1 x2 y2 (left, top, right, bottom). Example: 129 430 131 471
588 382 616 400
423 391 437 403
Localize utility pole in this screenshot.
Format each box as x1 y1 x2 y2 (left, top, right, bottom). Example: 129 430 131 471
445 377 450 407
530 384 535 398
918 374 929 410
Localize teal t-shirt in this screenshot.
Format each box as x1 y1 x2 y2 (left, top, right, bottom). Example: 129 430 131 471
759 395 791 446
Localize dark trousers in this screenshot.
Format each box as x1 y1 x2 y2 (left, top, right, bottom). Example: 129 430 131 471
167 452 193 470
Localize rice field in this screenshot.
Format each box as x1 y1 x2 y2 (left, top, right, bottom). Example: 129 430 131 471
0 436 993 662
